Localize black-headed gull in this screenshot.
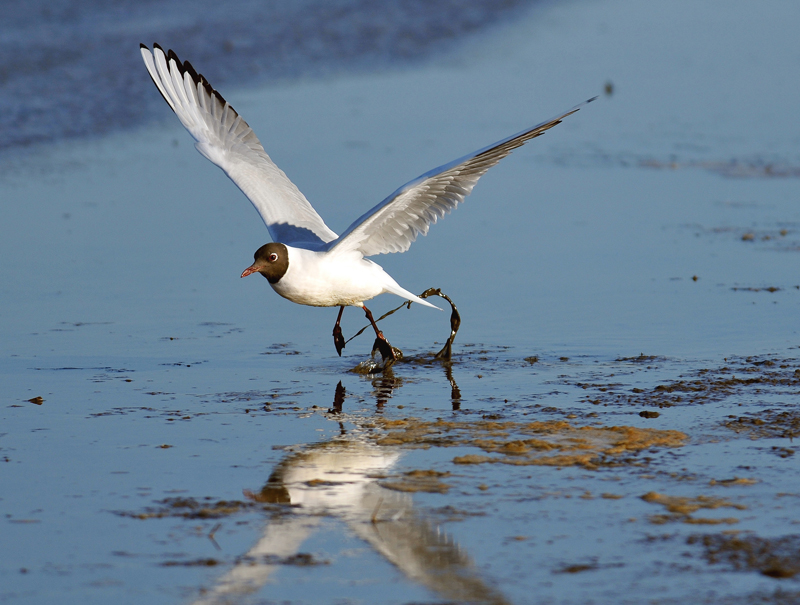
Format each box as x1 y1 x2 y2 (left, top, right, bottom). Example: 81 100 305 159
140 44 594 359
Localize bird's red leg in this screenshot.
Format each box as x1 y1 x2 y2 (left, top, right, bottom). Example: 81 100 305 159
362 304 384 337
363 304 396 362
332 305 346 356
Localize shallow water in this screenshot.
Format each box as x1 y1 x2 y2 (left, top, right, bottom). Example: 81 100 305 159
3 0 800 603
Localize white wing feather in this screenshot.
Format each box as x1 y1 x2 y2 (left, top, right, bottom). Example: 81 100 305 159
140 44 338 247
327 98 596 257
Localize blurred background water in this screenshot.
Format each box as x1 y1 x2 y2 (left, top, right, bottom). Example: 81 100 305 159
2 1 800 603
0 0 535 150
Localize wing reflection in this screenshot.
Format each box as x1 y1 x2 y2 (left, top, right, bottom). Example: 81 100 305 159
192 383 507 605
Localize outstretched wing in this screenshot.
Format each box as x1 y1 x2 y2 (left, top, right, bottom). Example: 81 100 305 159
140 44 338 247
326 98 596 257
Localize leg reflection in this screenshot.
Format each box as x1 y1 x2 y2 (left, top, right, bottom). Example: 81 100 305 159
444 363 462 410
371 369 402 411
329 380 346 414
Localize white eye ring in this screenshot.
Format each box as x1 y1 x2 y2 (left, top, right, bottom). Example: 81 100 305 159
268 253 278 262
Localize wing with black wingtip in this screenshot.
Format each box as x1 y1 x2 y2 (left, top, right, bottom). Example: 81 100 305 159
326 98 596 257
140 44 338 247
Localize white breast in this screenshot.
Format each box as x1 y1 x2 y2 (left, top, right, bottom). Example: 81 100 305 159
269 246 388 307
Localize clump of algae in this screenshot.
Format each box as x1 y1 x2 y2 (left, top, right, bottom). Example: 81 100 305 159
380 469 453 494
641 491 746 525
362 418 687 470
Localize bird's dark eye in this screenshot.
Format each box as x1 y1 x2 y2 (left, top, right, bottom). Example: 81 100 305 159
268 253 278 262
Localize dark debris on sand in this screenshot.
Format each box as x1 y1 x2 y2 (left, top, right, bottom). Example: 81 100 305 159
688 533 800 579
569 355 800 411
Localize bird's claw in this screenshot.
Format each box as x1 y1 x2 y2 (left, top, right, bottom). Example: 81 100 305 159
371 334 398 365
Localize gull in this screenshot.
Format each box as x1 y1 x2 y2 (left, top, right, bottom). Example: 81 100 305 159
140 44 594 359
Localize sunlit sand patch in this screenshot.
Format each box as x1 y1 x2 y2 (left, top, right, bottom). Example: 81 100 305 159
641 492 746 525
362 418 687 469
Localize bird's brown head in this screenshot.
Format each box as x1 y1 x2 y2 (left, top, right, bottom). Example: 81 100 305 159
241 243 289 284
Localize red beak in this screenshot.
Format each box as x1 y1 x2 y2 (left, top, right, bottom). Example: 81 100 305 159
241 265 258 278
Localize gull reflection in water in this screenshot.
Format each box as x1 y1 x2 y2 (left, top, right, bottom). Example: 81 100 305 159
192 381 508 605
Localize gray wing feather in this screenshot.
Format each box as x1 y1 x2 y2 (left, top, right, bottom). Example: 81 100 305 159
141 44 338 247
327 98 596 257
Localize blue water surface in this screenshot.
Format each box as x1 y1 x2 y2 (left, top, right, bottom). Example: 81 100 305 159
2 0 800 603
